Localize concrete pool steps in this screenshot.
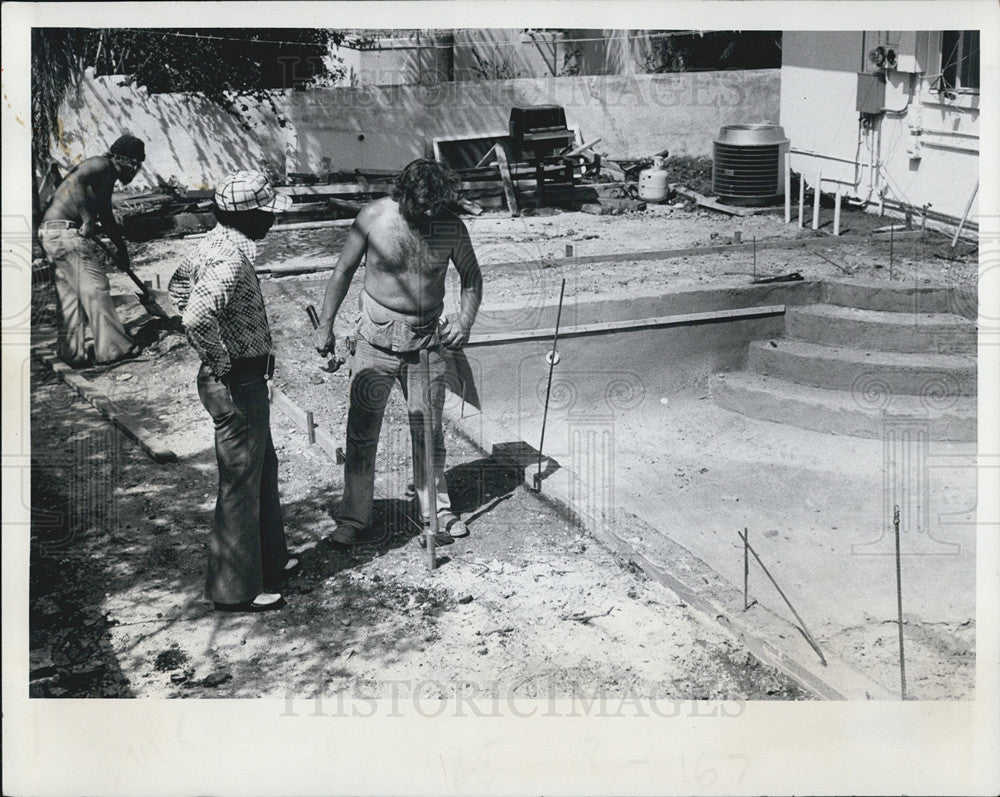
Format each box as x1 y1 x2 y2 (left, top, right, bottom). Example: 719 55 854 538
785 304 977 354
821 279 977 319
710 371 977 441
747 339 977 397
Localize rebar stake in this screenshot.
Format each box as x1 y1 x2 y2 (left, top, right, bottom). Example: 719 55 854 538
536 278 566 491
420 349 437 571
743 527 749 611
894 505 907 700
738 529 826 665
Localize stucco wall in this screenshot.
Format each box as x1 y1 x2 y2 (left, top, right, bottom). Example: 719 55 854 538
288 69 781 173
52 70 290 192
779 31 979 220
52 69 780 191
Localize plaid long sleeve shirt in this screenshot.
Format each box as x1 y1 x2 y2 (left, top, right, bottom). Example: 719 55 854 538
173 224 272 377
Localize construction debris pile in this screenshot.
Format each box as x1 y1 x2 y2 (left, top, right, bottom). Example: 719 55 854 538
106 106 730 242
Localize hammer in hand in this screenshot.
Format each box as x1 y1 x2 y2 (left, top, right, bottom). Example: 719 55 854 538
306 304 347 373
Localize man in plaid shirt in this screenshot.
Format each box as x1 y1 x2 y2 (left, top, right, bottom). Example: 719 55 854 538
170 170 298 612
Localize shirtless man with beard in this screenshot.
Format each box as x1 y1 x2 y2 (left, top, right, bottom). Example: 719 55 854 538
313 159 483 548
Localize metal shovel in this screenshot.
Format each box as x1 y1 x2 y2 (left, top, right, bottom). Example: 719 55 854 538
120 264 175 319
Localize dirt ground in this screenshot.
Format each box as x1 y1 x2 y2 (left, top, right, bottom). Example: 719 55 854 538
28 201 976 700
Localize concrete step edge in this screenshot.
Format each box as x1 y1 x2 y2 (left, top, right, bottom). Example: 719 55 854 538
788 303 976 328
710 372 977 442
748 338 977 372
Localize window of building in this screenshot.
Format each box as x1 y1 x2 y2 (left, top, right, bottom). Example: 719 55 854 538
941 30 979 91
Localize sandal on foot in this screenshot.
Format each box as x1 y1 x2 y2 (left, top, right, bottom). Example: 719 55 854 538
214 592 285 613
437 510 469 538
282 558 301 578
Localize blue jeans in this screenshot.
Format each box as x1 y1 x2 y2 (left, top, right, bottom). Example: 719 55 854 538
335 337 451 540
197 360 288 603
39 227 134 364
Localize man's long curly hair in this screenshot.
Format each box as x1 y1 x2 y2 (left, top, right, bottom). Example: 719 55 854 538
392 159 459 227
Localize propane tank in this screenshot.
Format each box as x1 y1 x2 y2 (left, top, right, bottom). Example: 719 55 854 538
638 154 672 203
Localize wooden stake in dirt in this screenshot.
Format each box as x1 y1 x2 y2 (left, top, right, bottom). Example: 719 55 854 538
894 504 907 700
494 144 520 218
419 349 438 570
737 529 827 665
535 278 567 491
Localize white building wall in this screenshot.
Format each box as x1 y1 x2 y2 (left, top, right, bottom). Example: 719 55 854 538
780 31 979 220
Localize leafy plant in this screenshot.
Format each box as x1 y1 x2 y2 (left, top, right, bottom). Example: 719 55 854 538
31 28 350 175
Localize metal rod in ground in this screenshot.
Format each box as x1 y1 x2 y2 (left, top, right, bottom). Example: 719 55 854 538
420 349 438 570
737 529 827 665
536 278 567 490
743 527 749 611
894 505 907 700
752 236 757 280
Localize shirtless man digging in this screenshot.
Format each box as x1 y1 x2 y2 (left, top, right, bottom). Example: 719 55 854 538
37 134 145 366
314 159 483 549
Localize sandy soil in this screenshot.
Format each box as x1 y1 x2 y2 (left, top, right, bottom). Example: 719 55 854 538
28 201 976 700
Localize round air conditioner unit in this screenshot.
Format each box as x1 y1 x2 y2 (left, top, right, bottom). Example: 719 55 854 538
712 124 789 206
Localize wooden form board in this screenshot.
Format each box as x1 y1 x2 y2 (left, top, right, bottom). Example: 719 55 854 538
270 386 341 462
465 305 786 347
259 229 926 279
39 351 178 464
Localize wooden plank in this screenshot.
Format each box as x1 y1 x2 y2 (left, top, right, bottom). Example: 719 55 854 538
494 145 519 218
270 386 341 462
466 305 786 347
560 137 602 158
277 182 395 197
674 186 777 217
457 198 484 216
38 351 178 464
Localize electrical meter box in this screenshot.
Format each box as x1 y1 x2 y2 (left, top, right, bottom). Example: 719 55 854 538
856 71 887 114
